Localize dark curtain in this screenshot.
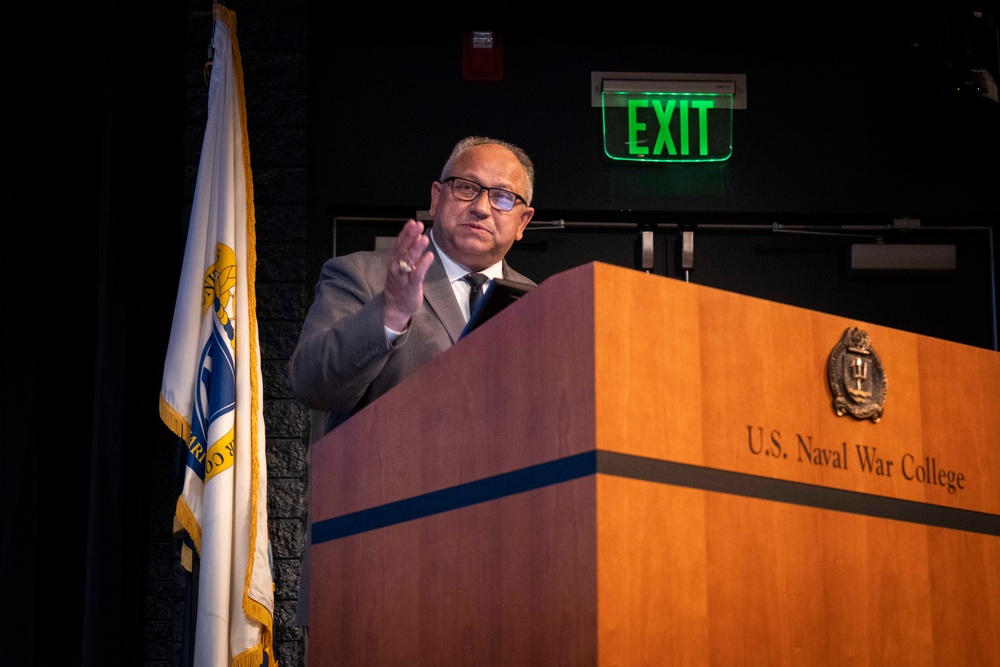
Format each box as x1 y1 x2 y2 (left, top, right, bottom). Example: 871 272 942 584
2 1 186 664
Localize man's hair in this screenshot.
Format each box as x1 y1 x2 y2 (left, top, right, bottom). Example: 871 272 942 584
440 136 535 205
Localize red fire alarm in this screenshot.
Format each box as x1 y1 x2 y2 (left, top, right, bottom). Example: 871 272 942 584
462 31 503 82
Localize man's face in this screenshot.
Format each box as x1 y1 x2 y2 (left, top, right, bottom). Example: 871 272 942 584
428 144 535 272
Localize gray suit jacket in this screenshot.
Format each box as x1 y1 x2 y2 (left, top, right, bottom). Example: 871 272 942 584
288 241 535 434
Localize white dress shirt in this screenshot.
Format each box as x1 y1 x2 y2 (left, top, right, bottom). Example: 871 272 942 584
429 227 503 322
386 227 503 342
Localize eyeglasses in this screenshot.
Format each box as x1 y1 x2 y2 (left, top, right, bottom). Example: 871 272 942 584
440 176 527 212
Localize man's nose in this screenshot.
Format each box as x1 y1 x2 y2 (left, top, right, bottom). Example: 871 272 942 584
470 188 492 214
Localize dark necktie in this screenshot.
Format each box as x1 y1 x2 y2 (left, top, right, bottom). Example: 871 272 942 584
464 272 489 317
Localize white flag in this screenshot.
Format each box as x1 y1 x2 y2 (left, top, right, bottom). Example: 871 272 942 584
158 5 275 666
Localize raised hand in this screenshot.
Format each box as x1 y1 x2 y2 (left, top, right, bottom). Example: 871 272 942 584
383 219 434 332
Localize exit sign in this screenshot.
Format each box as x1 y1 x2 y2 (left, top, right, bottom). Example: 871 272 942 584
602 90 734 162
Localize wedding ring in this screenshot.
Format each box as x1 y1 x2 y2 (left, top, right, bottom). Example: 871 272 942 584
397 259 413 273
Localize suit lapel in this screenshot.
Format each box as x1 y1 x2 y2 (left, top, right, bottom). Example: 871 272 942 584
423 244 467 342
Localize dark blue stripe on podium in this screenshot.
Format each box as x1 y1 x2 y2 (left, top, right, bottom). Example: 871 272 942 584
599 452 1000 537
311 451 598 545
312 450 1000 545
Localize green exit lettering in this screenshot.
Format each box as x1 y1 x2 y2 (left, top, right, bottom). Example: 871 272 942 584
627 98 714 156
601 90 733 162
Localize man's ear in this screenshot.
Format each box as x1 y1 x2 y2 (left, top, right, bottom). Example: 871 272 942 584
428 181 443 216
515 207 535 241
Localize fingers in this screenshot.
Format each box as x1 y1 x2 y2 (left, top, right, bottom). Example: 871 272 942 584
413 249 434 277
383 220 434 331
393 219 431 278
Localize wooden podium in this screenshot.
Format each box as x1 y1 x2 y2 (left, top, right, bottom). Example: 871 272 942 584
308 262 1000 666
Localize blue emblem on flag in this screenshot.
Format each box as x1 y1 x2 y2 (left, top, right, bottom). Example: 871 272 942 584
187 243 238 482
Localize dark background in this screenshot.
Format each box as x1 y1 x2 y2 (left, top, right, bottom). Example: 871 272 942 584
316 2 1000 350
4 0 997 665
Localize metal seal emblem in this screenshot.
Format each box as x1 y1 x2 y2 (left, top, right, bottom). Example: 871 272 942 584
827 327 887 422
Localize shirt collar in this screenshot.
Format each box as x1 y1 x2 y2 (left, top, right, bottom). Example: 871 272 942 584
430 226 503 283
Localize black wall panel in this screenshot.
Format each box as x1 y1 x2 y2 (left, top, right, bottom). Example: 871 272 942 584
312 3 999 350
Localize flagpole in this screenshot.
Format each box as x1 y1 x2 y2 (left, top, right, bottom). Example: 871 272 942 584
178 22 211 666
181 550 199 667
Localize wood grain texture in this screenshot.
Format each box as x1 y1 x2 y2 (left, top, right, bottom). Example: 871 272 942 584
309 262 999 666
310 262 599 521
310 479 599 666
594 474 1000 666
590 262 999 514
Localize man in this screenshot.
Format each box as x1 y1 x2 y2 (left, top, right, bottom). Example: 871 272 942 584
288 136 537 435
